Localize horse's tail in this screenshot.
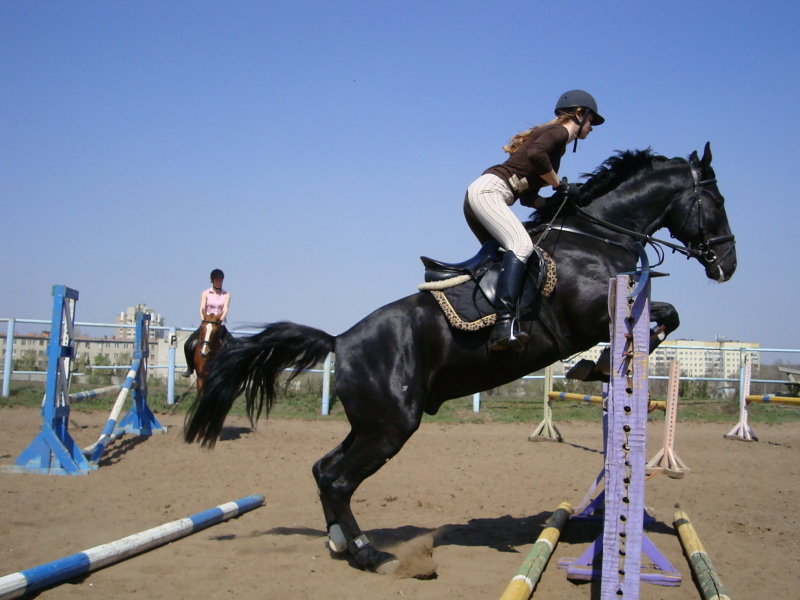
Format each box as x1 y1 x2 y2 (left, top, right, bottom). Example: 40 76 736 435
184 321 335 447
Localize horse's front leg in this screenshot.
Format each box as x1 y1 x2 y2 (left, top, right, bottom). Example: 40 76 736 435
567 301 680 382
648 301 680 350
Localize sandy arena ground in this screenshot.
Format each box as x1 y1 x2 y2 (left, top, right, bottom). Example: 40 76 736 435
1 406 798 599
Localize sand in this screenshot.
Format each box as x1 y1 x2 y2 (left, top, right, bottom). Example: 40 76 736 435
1 406 798 599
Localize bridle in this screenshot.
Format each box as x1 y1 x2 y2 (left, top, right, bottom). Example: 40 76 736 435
678 165 736 264
538 160 735 268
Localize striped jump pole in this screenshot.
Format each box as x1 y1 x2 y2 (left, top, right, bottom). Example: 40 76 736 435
82 359 141 460
745 394 800 406
0 494 265 600
498 502 572 600
674 510 732 600
68 384 122 403
546 391 666 411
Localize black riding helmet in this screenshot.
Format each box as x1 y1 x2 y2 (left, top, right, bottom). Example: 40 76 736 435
555 89 605 125
210 268 225 280
555 89 604 152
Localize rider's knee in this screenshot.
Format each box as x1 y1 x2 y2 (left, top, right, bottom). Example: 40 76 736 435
509 238 534 262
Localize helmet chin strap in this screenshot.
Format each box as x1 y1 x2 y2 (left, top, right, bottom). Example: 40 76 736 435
570 116 584 152
569 110 591 152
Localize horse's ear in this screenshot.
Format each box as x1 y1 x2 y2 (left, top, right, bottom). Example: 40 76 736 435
701 141 713 169
689 150 699 166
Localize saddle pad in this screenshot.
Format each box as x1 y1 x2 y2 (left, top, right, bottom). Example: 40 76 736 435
417 249 557 332
421 278 497 331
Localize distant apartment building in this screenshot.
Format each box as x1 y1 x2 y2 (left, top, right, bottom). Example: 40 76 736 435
115 304 165 341
0 331 162 372
2 302 175 377
565 338 760 379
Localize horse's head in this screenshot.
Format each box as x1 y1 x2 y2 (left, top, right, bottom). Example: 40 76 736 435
198 317 222 357
667 142 737 282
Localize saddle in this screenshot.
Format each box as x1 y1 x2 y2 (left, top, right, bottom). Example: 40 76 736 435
419 240 556 332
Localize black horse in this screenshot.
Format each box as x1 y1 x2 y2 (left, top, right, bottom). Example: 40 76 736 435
185 142 736 573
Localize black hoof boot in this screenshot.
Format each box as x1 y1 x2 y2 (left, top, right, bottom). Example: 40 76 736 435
566 359 595 381
566 357 610 382
350 535 400 574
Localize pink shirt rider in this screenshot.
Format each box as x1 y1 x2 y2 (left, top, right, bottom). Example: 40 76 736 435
200 287 230 326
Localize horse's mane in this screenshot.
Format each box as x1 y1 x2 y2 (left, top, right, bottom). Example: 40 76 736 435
528 148 669 225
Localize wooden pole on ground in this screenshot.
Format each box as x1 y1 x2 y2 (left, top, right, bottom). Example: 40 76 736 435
674 509 732 600
498 502 572 600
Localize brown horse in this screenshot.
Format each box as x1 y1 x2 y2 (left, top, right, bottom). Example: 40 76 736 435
193 314 225 394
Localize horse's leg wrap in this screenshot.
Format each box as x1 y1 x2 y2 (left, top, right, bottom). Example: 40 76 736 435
327 522 347 553
348 534 400 574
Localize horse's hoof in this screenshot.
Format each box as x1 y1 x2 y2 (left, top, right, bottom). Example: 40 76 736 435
327 523 347 554
566 359 596 381
375 556 401 575
353 545 400 574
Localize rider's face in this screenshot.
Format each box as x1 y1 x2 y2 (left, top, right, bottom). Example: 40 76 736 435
578 111 594 139
212 277 224 289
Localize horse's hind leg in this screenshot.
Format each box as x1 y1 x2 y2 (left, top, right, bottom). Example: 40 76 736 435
312 434 354 553
314 423 417 574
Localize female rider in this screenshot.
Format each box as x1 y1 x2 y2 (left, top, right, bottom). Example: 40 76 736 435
464 89 604 351
182 268 232 377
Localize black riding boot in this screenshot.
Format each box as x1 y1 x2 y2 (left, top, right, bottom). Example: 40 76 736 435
182 329 199 377
489 252 530 351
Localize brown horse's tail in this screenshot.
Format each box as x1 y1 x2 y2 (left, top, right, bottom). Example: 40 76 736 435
183 322 335 447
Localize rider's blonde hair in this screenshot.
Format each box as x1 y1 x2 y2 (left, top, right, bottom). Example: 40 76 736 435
502 108 583 154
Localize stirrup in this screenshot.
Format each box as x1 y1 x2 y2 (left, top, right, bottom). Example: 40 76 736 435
490 317 529 351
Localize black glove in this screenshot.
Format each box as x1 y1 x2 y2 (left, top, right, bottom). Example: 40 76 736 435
555 177 581 200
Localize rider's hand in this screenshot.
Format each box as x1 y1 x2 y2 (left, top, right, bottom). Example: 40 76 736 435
556 177 581 199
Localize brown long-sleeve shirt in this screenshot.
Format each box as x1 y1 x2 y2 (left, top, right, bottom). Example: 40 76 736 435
483 123 568 204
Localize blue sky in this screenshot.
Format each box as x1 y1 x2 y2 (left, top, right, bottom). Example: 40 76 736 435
2 1 799 357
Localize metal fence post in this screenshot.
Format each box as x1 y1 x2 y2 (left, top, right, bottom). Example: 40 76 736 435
321 352 332 415
167 327 176 405
2 318 15 397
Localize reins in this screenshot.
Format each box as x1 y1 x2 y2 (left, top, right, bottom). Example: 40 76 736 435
533 160 734 267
